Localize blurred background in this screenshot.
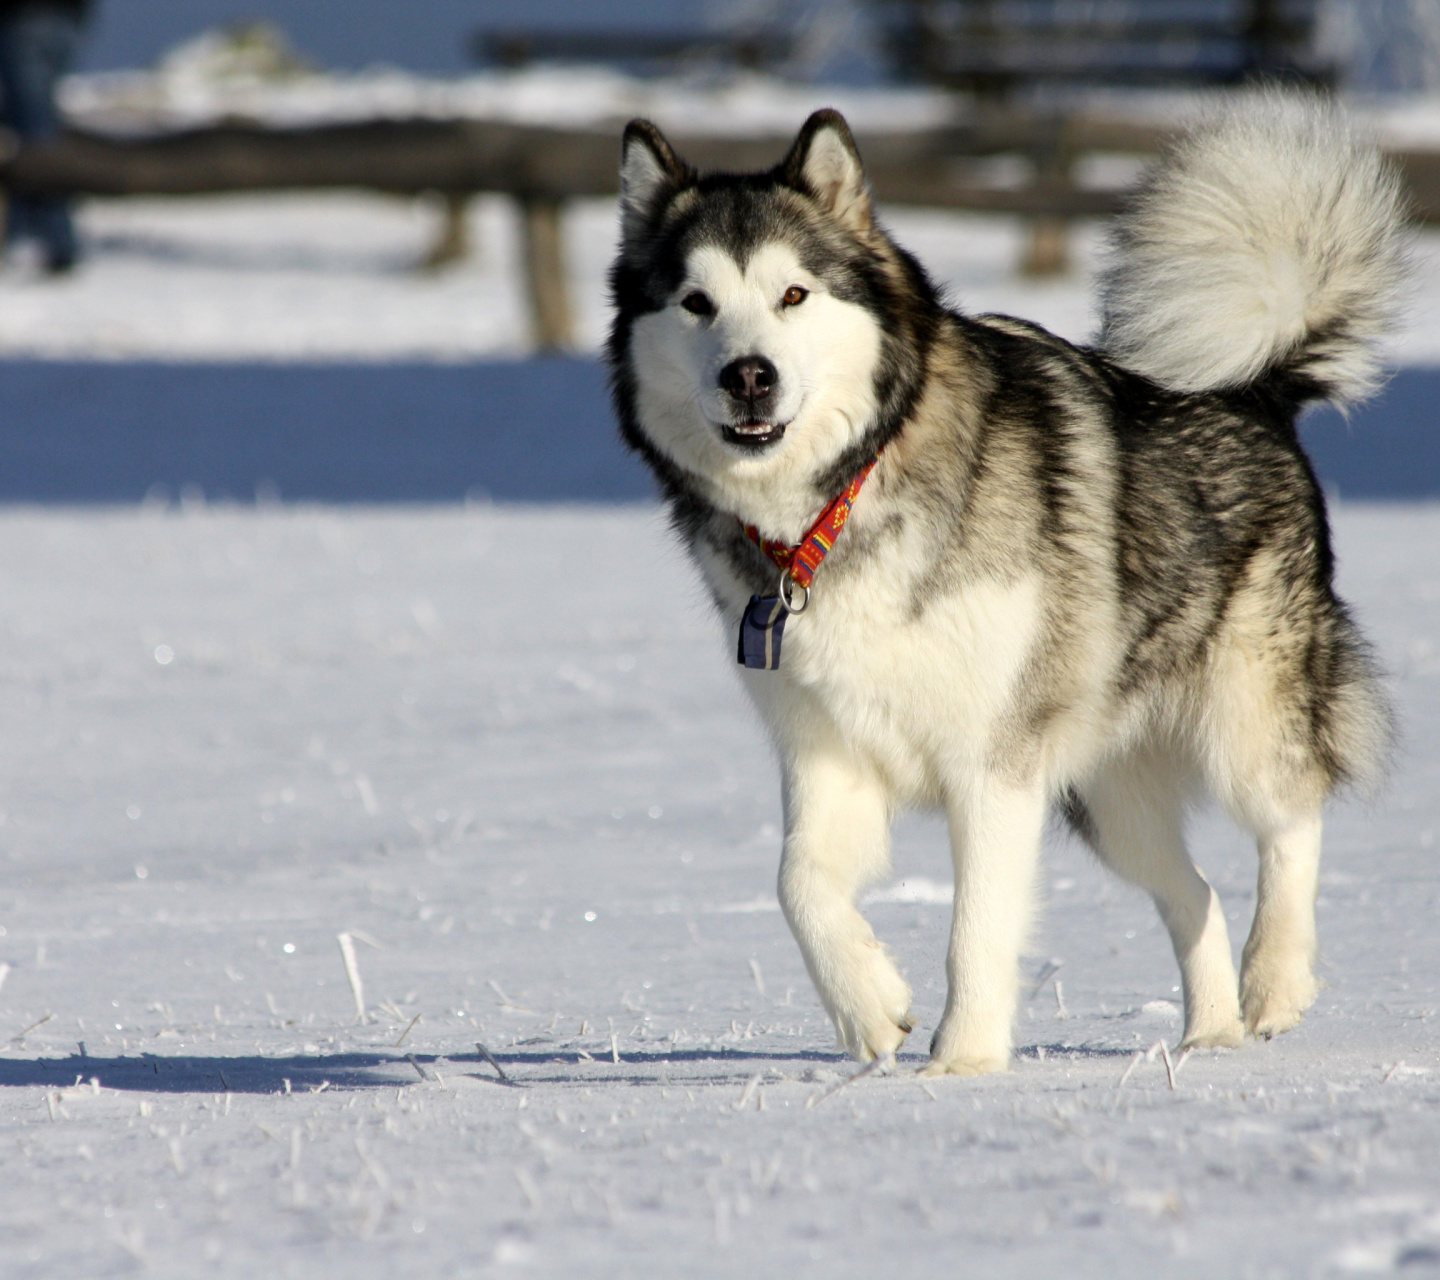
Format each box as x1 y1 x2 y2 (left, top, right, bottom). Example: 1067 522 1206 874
2 0 1439 501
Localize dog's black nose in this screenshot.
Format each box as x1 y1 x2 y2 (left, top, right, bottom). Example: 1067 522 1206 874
719 355 778 404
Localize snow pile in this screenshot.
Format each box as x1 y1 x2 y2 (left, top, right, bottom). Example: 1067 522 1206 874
58 63 958 138
55 56 1440 149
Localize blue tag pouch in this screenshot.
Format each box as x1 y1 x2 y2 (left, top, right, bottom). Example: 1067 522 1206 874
737 594 787 670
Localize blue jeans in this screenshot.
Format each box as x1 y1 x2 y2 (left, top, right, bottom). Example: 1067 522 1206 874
0 6 81 267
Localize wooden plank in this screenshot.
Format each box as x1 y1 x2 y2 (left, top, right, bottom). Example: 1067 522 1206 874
0 121 618 200
476 28 795 72
0 118 1142 214
1 116 1435 221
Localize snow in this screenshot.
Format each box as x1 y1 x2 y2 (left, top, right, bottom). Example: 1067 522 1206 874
0 501 1437 1276
57 65 963 137
5 191 1440 367
53 61 1440 147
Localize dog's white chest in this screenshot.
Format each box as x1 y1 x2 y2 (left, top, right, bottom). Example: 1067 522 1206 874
741 565 1043 800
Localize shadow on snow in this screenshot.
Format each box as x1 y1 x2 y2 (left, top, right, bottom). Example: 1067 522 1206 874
0 1041 1133 1094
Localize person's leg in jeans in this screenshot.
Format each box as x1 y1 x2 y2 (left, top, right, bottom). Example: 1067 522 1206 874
0 5 81 271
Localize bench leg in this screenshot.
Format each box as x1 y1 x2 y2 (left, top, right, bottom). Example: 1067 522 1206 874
1020 215 1069 276
519 194 573 352
421 192 472 270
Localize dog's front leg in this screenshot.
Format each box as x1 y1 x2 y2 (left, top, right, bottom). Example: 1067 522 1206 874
777 747 912 1062
926 773 1047 1075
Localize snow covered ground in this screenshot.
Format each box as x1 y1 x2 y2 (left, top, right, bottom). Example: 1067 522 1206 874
0 192 1121 363
1 64 1438 1275
1 189 1438 366
59 64 962 138
0 502 1436 1277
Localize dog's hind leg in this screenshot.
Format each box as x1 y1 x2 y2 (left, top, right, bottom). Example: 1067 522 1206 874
777 747 912 1063
1073 754 1243 1049
926 773 1048 1076
1199 539 1371 1040
1239 812 1323 1038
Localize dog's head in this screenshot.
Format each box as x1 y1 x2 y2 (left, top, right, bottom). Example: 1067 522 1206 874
608 110 937 527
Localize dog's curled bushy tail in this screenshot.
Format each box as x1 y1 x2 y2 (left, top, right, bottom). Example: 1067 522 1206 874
1099 95 1408 404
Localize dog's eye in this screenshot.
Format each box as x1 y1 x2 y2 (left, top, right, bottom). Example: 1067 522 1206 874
680 291 714 317
781 286 809 308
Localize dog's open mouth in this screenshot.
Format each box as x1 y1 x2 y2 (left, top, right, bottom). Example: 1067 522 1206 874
721 419 787 450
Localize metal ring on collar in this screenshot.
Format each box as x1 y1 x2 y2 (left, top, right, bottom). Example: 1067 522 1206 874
778 570 809 614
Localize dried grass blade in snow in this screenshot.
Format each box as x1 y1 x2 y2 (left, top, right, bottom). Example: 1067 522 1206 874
749 958 765 998
1173 1045 1195 1080
487 978 537 1015
393 1014 421 1047
336 932 365 1022
0 962 9 996
735 1072 764 1110
475 1042 512 1084
1029 958 1063 999
1117 1049 1145 1088
354 1137 388 1191
405 1053 429 1081
354 774 379 816
515 1168 541 1211
610 1032 620 1064
806 1054 891 1109
1159 1039 1177 1091
11 1012 53 1043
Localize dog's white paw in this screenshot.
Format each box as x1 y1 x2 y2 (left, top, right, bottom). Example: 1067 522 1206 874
1240 957 1319 1039
925 1015 1010 1076
919 1053 1007 1078
1181 1018 1245 1050
828 945 913 1063
1180 992 1245 1049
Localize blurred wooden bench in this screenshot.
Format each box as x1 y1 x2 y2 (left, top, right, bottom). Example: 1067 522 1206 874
4 114 1436 350
871 0 1333 271
473 28 797 76
871 0 1332 97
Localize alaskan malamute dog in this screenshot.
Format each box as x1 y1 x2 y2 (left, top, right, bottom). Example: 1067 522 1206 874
607 97 1402 1074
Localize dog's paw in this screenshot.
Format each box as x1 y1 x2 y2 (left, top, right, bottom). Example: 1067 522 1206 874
833 998 913 1063
836 1013 912 1063
920 1053 1007 1078
830 951 913 1062
1180 1018 1244 1050
1180 994 1245 1049
1240 961 1319 1039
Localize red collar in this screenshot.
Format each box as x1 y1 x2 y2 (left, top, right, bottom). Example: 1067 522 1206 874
740 455 879 589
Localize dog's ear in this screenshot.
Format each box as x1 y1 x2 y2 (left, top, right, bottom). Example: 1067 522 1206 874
781 109 872 235
619 120 692 248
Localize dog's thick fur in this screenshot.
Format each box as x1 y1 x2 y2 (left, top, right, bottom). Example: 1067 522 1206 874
607 95 1402 1073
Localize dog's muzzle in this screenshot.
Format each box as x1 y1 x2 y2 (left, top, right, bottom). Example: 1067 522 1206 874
719 354 786 449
